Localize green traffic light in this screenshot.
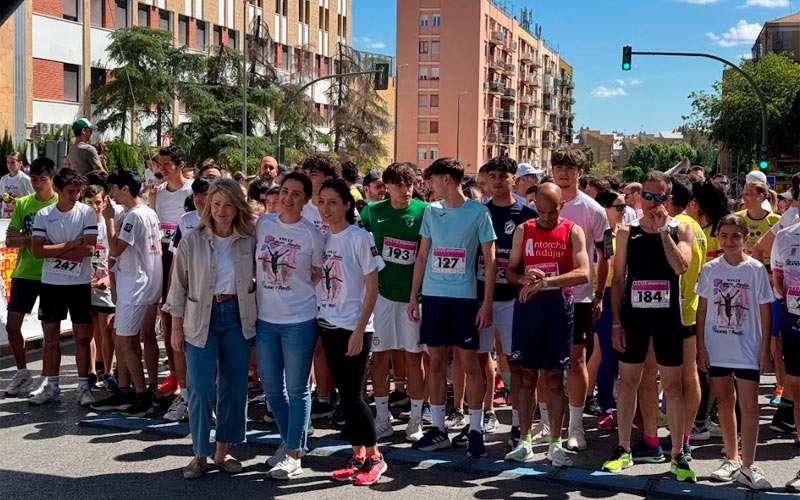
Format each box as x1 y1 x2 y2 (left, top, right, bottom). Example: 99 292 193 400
623 63 631 70
759 160 768 169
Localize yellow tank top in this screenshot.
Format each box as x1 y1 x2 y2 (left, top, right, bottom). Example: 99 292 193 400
676 214 706 326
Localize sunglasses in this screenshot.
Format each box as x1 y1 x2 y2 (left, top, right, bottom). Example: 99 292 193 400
611 204 627 213
642 191 668 203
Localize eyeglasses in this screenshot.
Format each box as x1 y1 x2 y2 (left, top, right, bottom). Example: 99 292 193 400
611 204 627 213
642 191 668 203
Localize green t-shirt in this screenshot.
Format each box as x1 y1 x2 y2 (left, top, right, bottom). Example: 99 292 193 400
360 198 427 302
9 192 58 280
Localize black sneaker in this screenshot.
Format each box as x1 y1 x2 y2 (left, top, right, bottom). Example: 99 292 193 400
122 392 154 417
311 398 335 420
90 389 135 411
263 409 275 424
452 424 470 447
411 427 451 451
388 389 410 408
87 372 99 390
770 417 797 435
584 395 602 417
149 384 168 408
466 429 487 458
332 402 346 426
483 411 498 433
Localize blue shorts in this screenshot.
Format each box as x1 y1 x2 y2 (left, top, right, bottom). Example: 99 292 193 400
779 303 800 376
772 299 784 338
420 296 480 350
510 290 574 371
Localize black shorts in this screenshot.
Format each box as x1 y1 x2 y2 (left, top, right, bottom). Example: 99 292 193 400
708 366 760 383
91 305 115 315
7 278 41 315
682 325 696 339
161 242 172 304
572 302 592 346
619 318 684 367
420 296 480 350
782 335 800 377
510 291 574 371
38 283 92 324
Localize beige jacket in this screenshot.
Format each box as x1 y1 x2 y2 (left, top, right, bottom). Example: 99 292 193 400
163 225 257 348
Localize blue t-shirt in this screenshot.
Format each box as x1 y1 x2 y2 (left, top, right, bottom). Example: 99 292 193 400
420 199 496 299
477 199 538 302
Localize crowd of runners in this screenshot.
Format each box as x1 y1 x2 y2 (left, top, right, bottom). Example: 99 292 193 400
2 118 800 491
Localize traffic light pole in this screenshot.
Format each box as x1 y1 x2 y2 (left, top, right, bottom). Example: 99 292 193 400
629 50 769 167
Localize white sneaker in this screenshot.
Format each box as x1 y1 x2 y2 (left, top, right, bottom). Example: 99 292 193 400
164 396 189 422
532 421 550 444
77 387 96 407
735 464 772 490
267 442 288 467
4 369 32 397
505 441 534 462
710 458 740 482
405 416 423 442
708 419 722 437
786 469 800 492
548 443 573 467
566 426 586 451
29 383 60 405
375 420 394 440
268 455 303 480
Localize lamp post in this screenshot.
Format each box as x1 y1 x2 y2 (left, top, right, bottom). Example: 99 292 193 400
456 91 469 161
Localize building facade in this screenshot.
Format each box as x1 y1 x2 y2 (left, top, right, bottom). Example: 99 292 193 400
395 0 574 173
0 0 351 146
752 11 800 63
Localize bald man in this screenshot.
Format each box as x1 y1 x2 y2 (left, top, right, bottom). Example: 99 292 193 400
505 182 591 466
258 156 279 185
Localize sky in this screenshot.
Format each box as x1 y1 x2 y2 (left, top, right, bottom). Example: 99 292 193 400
351 0 796 135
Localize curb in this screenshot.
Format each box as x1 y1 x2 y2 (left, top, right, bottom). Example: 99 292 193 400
0 331 73 359
78 415 798 499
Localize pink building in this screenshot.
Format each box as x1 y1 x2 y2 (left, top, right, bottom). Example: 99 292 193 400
396 0 574 173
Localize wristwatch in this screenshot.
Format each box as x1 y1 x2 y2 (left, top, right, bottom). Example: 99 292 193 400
658 223 670 233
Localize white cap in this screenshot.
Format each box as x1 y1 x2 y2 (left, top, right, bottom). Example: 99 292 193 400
515 163 544 179
745 170 768 185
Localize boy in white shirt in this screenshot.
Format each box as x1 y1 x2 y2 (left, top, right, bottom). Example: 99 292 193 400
1 152 34 218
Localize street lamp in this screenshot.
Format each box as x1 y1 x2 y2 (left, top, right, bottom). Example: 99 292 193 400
393 63 409 162
456 91 469 161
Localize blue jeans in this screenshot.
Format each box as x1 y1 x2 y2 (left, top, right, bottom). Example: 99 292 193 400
255 318 317 452
593 288 618 412
184 300 251 457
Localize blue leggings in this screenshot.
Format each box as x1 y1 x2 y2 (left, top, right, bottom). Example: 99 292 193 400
593 289 618 412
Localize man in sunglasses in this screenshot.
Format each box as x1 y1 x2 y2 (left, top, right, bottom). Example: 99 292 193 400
603 171 697 482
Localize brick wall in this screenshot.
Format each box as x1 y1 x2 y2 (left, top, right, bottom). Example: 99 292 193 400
33 0 61 17
148 6 159 28
33 59 64 101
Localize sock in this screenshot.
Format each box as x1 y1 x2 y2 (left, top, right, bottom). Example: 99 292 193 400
375 396 390 423
520 434 532 444
683 434 690 446
432 404 446 432
77 377 90 390
539 403 550 427
410 399 423 420
643 434 659 448
512 409 520 427
469 409 484 433
549 436 562 446
47 376 60 391
569 405 584 431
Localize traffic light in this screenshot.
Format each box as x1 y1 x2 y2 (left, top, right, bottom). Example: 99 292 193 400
759 144 769 169
374 63 390 90
622 46 632 71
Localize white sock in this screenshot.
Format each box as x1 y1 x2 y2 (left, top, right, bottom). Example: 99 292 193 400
569 405 584 432
512 408 520 427
375 396 390 423
410 399 423 420
47 376 60 391
432 404 446 431
539 402 550 427
469 409 484 433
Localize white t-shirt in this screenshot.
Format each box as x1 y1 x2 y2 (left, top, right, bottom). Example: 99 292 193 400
771 206 799 235
696 255 774 370
256 214 324 324
560 190 610 302
33 202 98 285
155 179 192 244
170 210 200 252
301 201 328 234
116 204 163 305
623 206 639 226
213 234 236 294
317 224 384 330
771 221 800 310
0 172 33 218
91 216 114 308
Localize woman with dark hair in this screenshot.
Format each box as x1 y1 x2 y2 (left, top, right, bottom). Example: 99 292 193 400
315 178 387 485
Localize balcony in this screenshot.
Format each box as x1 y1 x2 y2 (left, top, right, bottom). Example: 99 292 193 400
542 138 553 149
500 133 515 145
502 62 516 75
485 131 500 143
500 109 515 121
543 84 553 95
488 58 504 71
506 40 517 52
543 99 552 111
521 73 540 87
485 81 505 94
531 58 542 68
520 115 538 127
518 136 530 147
490 31 505 44
519 50 534 63
501 87 516 99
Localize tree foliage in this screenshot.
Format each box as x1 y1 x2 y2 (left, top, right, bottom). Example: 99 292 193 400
626 142 699 172
622 166 644 183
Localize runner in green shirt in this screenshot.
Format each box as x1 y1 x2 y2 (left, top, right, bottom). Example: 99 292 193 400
2 157 58 397
360 162 428 442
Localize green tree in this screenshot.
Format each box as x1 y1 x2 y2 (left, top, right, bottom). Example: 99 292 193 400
627 142 698 172
622 166 644 182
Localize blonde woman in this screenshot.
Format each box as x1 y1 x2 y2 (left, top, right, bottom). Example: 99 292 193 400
164 179 257 479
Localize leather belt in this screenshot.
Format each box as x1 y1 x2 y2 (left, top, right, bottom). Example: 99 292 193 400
213 294 237 302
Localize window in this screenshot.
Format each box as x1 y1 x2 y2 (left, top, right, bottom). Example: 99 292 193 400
90 67 106 103
214 25 222 46
418 148 427 161
64 0 79 21
430 94 439 107
419 41 428 54
137 4 148 26
115 0 128 28
418 120 427 134
281 45 289 70
64 64 80 102
179 16 188 45
420 15 428 27
229 29 238 49
429 121 439 134
91 0 103 26
431 41 440 54
418 94 428 107
432 14 440 27
159 10 170 31
196 21 206 50
430 148 438 160
431 67 440 80
418 68 428 80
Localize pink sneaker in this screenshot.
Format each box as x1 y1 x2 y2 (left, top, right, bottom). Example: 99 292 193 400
598 410 617 431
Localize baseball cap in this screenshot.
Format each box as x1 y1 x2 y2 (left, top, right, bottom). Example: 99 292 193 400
515 163 543 179
363 169 383 186
778 190 793 200
72 118 92 135
745 170 768 185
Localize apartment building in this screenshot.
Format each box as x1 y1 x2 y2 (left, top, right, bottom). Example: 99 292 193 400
0 0 350 145
752 11 800 63
396 0 574 173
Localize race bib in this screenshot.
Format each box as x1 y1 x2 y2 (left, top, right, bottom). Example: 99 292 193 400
787 286 800 316
478 256 508 284
159 222 177 243
631 280 670 309
432 247 466 274
47 256 83 278
382 237 417 265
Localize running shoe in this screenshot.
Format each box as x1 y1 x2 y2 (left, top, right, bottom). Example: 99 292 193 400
548 443 573 467
508 425 521 448
708 419 722 437
267 443 287 467
28 383 60 405
566 426 586 451
157 374 178 398
149 384 168 407
466 429 487 458
405 416 423 442
710 458 740 482
602 446 633 473
122 393 154 417
735 464 772 490
531 421 550 444
493 389 509 407
412 427 451 451
77 387 97 407
505 441 534 462
268 455 303 480
670 453 696 482
446 407 466 428
375 419 394 440
331 455 365 482
483 411 498 433
354 454 387 486
584 395 602 416
632 441 666 463
331 402 346 426
163 395 188 422
310 397 335 420
770 411 797 435
771 386 784 407
786 469 800 492
452 424 470 447
90 389 135 411
263 409 275 424
388 389 410 408
690 424 711 441
683 443 692 462
4 369 32 397
597 410 617 432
